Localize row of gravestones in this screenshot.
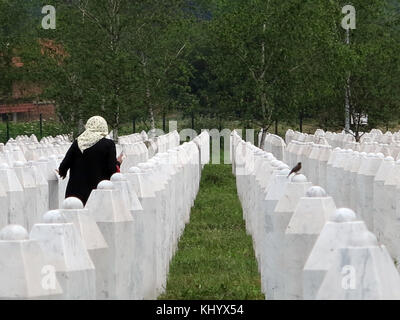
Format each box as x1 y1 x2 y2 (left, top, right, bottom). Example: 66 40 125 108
285 128 400 157
282 129 400 279
258 128 400 164
231 130 400 300
0 131 181 232
118 131 181 173
0 131 210 299
0 135 72 232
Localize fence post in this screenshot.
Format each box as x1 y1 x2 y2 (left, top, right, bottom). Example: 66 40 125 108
6 113 10 141
39 113 43 139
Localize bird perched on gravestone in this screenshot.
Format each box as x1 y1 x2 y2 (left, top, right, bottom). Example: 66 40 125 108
288 162 302 178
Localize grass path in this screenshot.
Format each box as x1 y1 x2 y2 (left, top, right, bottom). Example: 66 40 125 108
159 163 263 300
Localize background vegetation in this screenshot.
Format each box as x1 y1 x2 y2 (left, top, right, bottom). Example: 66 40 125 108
1 0 400 141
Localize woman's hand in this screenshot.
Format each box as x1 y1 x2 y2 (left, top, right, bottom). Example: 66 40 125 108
55 169 66 180
117 153 124 164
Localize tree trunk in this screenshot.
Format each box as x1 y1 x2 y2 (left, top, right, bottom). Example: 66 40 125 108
163 111 166 132
299 111 303 133
259 127 268 150
113 128 119 141
149 105 156 131
191 112 195 130
274 119 278 135
146 87 156 131
355 131 360 143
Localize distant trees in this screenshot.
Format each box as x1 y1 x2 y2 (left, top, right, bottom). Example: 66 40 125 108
1 0 400 138
191 0 400 138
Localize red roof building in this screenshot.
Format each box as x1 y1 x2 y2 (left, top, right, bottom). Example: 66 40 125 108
1 39 68 122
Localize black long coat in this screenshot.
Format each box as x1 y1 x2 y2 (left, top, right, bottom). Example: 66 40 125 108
58 138 119 205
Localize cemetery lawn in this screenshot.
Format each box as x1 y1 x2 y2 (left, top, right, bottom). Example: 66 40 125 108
159 163 264 300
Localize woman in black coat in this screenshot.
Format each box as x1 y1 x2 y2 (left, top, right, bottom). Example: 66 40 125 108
58 116 122 205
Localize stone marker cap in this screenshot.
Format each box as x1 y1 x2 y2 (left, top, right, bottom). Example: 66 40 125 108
330 208 356 222
97 180 114 190
111 173 126 182
291 174 307 183
62 197 84 210
279 168 290 176
0 225 29 240
128 167 141 173
0 163 9 169
278 164 289 171
43 210 66 223
271 160 281 167
306 186 327 198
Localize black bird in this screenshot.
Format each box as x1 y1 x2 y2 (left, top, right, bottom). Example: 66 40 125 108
288 162 302 178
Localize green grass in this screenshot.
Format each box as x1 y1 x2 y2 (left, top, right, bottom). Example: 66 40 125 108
158 163 264 300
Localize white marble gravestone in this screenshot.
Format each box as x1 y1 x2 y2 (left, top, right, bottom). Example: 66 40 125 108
283 186 336 300
303 208 368 299
30 210 96 299
263 174 312 299
316 230 400 300
0 224 62 299
85 180 136 300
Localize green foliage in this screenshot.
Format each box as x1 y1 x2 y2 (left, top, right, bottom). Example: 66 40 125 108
0 120 71 143
1 0 400 137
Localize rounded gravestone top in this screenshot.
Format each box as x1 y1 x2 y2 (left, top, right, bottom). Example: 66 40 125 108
376 153 384 159
279 168 290 176
385 156 394 162
0 225 29 241
278 164 289 171
306 186 327 197
138 163 150 170
291 174 307 183
334 147 341 152
128 167 141 173
349 230 378 247
14 161 25 167
144 162 156 170
360 152 367 156
0 163 9 169
111 173 126 182
271 160 281 167
330 208 356 222
43 210 66 223
62 197 84 209
97 180 114 190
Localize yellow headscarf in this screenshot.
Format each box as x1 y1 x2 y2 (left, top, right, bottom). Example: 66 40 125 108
77 116 109 152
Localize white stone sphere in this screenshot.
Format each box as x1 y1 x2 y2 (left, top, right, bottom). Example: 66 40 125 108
0 225 29 241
